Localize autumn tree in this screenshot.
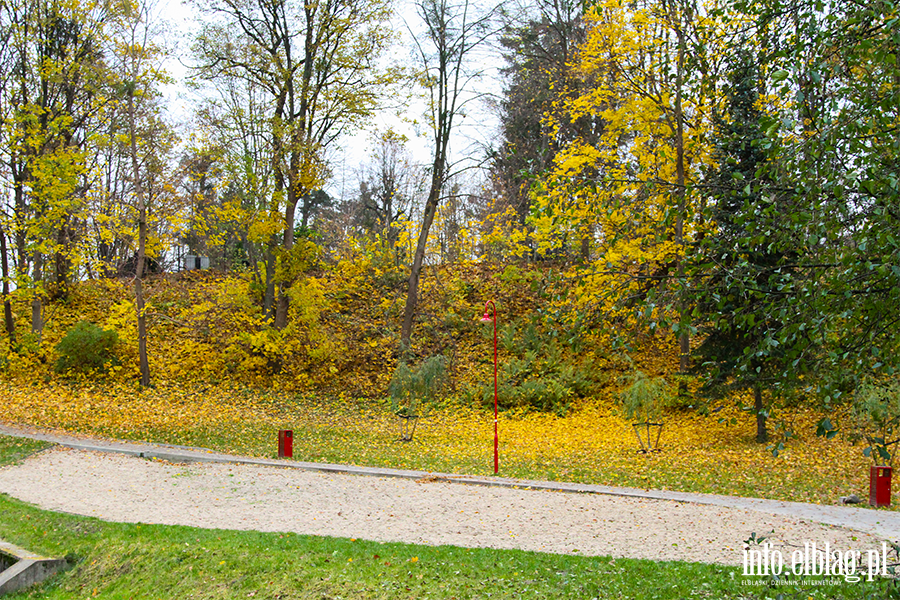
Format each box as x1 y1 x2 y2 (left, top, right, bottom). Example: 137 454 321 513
0 21 16 341
350 130 423 263
191 77 280 311
529 0 721 363
400 0 497 347
491 0 586 224
191 0 393 328
111 0 177 387
0 0 114 339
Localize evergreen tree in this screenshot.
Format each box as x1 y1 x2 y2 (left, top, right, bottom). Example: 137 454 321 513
491 0 587 224
689 49 798 443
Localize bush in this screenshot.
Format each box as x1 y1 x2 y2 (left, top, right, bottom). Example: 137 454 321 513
55 321 119 375
473 319 600 416
619 370 672 423
389 355 449 418
851 378 900 465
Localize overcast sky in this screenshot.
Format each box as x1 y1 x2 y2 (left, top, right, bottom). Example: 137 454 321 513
154 0 507 203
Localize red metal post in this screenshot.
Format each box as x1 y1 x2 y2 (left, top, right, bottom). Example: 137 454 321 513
482 301 498 474
869 465 892 507
278 430 293 458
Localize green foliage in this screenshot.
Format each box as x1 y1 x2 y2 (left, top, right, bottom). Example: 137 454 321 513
389 355 449 418
851 379 900 465
54 321 119 375
475 319 599 416
681 0 900 402
686 48 795 397
619 371 671 424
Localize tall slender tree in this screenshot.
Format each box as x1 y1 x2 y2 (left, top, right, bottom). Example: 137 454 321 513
400 0 496 347
111 0 176 387
527 0 721 349
191 0 393 328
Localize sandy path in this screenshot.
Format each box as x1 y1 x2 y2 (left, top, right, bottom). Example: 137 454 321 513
0 446 890 566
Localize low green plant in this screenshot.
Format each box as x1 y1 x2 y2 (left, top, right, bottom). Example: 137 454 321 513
477 319 599 416
388 354 448 419
851 378 900 465
0 435 52 466
619 370 672 424
54 320 119 375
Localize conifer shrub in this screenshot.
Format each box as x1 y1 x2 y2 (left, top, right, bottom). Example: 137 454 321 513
54 320 119 375
389 354 449 418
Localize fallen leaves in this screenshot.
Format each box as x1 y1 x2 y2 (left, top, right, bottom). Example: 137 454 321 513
0 379 880 507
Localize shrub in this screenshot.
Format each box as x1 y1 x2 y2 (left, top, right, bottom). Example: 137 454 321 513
851 378 900 465
619 370 672 423
473 319 600 416
389 355 449 418
55 321 119 375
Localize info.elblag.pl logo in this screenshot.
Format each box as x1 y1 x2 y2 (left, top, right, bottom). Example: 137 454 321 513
743 542 891 583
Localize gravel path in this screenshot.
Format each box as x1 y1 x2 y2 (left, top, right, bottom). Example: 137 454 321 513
0 446 892 566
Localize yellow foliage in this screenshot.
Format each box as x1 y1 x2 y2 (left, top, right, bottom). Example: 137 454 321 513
0 257 880 506
525 0 726 333
0 377 876 506
480 203 531 260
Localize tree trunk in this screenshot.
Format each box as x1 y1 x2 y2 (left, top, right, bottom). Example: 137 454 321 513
274 286 290 329
13 158 28 279
0 225 14 341
52 220 71 300
580 229 590 263
31 251 43 340
401 172 442 347
672 4 690 373
128 90 151 388
274 194 298 330
754 384 767 444
263 241 276 322
134 259 150 387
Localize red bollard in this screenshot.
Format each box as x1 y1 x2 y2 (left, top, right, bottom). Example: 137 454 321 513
869 466 892 507
278 430 293 458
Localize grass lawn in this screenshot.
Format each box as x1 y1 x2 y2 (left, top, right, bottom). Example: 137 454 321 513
1 435 898 599
1 380 889 507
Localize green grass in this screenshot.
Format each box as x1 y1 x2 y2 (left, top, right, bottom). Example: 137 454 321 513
2 493 896 600
0 435 52 467
1 436 897 599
